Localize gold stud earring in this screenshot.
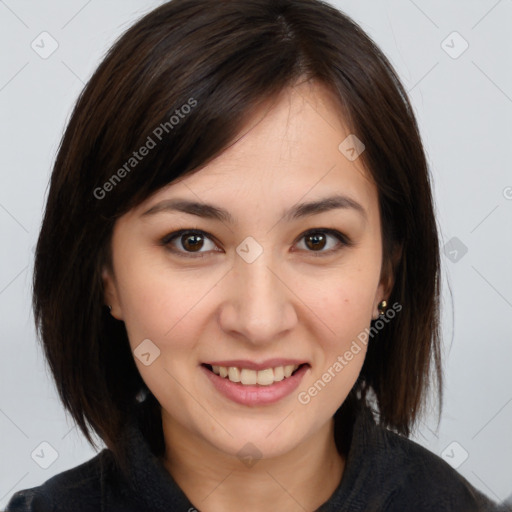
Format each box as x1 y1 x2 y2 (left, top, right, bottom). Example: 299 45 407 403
377 300 387 316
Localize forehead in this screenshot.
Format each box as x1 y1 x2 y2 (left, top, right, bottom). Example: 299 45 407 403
134 81 377 220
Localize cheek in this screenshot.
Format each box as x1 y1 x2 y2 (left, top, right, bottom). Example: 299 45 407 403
112 256 177 348
116 260 219 355
117 276 168 343
305 263 380 341
116 265 208 404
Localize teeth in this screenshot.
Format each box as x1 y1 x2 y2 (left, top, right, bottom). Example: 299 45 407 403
209 364 301 385
284 365 295 378
240 368 257 385
228 367 241 382
257 368 274 386
273 366 284 381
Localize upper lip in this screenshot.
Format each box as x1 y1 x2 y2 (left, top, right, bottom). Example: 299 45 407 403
202 359 309 371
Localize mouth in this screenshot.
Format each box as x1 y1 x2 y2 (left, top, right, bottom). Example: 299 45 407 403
200 361 310 406
201 362 309 386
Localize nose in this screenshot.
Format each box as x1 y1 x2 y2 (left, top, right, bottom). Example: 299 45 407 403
218 251 298 345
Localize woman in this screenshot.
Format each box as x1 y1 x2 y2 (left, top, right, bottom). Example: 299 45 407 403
6 0 507 510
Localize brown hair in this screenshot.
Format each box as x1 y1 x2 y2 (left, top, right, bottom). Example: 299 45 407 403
33 0 442 469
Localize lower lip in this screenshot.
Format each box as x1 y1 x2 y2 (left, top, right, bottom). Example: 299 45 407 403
201 364 309 406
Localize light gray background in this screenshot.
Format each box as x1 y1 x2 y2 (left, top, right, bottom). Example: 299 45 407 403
1 0 511 508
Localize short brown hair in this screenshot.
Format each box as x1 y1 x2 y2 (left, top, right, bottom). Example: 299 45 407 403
33 0 441 469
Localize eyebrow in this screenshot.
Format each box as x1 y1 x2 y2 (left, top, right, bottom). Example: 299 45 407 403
141 194 367 223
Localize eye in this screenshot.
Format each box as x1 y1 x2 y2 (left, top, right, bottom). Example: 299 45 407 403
161 229 220 258
161 228 352 259
294 228 351 256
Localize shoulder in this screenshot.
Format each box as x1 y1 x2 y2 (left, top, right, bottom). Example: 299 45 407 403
336 406 504 511
369 424 501 511
5 450 116 512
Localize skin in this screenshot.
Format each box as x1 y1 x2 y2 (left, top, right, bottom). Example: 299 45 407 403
103 80 394 512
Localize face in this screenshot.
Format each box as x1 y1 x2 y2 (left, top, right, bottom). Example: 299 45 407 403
103 80 393 460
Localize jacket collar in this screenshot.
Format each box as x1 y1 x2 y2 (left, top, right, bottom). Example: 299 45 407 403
111 404 377 511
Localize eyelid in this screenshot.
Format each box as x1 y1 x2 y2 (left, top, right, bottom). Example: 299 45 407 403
160 229 220 258
160 227 352 258
292 228 353 255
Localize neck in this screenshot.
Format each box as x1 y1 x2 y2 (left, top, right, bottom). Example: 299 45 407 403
161 416 345 512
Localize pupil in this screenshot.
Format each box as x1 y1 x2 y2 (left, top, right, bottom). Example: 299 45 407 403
306 233 326 250
180 233 327 252
183 234 203 251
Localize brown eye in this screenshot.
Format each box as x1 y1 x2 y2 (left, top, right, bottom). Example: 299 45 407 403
162 229 219 257
295 229 351 256
304 232 328 251
181 233 204 252
161 228 350 259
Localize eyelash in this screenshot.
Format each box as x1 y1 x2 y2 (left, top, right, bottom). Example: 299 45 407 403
160 228 353 259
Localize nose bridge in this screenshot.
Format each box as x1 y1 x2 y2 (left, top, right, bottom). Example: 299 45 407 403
222 246 296 343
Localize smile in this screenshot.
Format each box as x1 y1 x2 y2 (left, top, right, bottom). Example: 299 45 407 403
201 361 310 406
204 363 306 386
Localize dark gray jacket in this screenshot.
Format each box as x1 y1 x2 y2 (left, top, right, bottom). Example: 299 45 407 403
6 405 509 511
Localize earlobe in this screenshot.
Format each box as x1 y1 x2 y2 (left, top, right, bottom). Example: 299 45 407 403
372 245 401 320
371 271 391 320
372 293 388 320
101 266 123 320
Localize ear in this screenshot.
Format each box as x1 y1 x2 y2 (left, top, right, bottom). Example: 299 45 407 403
371 244 402 320
102 266 123 320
